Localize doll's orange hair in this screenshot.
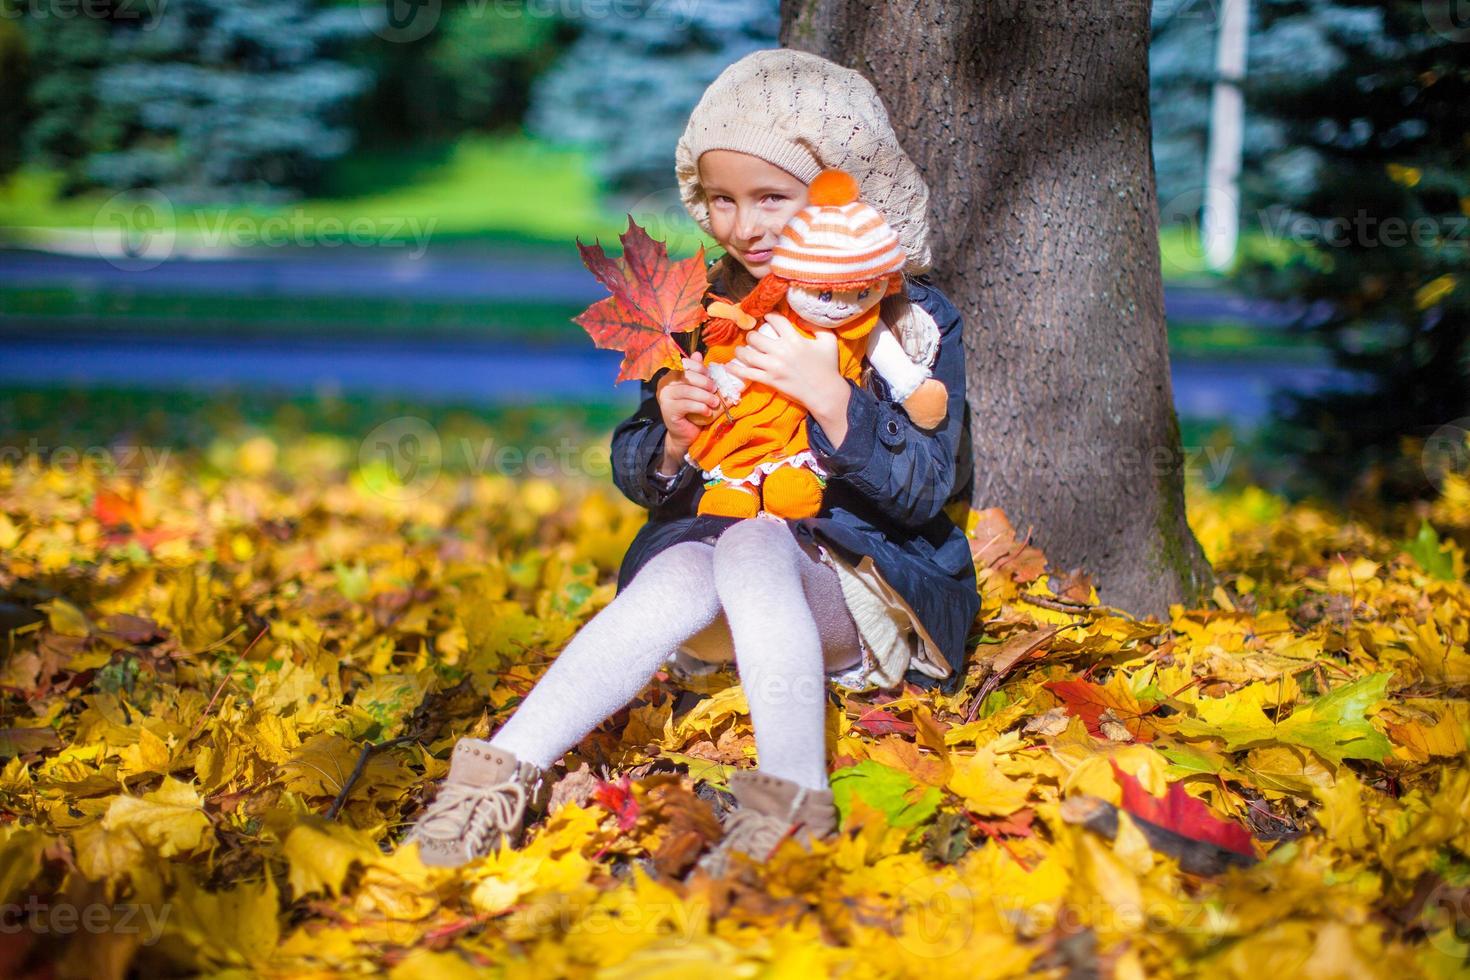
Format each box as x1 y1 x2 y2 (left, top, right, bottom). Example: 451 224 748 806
701 269 905 348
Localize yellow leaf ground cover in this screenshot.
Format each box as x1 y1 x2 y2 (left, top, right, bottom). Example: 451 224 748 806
1 436 1468 977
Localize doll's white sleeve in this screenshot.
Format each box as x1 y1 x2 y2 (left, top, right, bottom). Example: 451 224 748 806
866 317 932 401
705 321 781 405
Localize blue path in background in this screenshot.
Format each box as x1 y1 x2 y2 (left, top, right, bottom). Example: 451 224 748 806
0 332 1363 426
0 248 1358 424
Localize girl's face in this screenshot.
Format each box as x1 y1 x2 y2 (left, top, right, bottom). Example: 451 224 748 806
786 283 884 329
698 149 809 279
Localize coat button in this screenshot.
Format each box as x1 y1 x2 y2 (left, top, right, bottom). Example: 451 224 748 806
880 414 905 448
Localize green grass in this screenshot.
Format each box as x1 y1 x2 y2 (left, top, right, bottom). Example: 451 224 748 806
0 133 715 255
2 284 1320 361
0 287 584 344
1158 223 1321 283
1166 320 1322 360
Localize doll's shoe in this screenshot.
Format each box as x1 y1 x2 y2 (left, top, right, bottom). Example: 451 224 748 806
699 483 760 518
696 770 837 877
761 464 825 520
402 739 550 868
902 378 948 430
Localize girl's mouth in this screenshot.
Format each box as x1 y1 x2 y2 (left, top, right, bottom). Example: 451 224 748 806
742 247 773 263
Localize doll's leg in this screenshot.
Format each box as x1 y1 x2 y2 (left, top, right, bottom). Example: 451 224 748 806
488 540 721 770
710 518 855 790
761 462 825 520
698 478 760 519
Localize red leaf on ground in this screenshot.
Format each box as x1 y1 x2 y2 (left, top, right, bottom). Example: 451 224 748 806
1110 760 1255 857
1044 678 1158 742
853 706 917 737
967 508 1048 583
592 774 640 832
969 806 1035 839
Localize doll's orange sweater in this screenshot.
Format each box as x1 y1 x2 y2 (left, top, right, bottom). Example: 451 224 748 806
687 295 881 483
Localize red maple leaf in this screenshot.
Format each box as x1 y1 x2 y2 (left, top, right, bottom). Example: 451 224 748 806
592 774 640 832
1044 678 1160 742
574 216 709 384
92 486 186 553
1110 760 1255 858
853 706 917 737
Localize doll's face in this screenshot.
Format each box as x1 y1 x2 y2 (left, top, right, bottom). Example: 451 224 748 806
786 283 884 329
698 150 809 279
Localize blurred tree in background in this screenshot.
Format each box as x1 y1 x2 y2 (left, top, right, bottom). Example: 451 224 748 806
1150 0 1361 240
89 0 372 202
0 15 27 178
9 0 125 195
351 1 571 149
526 0 778 195
1237 0 1469 504
13 0 371 202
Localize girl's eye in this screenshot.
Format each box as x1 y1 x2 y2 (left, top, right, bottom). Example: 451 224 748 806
762 194 786 203
711 195 733 206
818 290 833 302
858 289 870 300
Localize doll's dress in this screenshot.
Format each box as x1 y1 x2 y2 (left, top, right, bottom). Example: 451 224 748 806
684 295 880 493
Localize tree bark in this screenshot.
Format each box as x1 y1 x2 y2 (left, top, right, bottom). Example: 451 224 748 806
781 0 1216 619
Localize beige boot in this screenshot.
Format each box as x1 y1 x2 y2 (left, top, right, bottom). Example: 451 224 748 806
402 739 550 868
697 770 838 877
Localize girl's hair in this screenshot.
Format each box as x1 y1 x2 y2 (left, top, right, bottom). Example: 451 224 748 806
701 267 906 347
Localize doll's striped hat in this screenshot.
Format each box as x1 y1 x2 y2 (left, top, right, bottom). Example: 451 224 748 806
771 169 907 286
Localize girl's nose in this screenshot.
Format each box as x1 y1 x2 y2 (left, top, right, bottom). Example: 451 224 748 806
734 208 763 241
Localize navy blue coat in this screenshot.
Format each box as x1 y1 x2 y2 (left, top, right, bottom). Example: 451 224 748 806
609 272 981 694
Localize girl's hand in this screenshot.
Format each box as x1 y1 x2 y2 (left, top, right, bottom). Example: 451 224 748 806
656 352 723 457
724 313 848 417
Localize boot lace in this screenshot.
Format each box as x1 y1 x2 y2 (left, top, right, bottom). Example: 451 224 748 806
412 778 528 857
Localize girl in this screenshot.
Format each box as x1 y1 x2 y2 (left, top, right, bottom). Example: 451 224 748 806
404 48 981 873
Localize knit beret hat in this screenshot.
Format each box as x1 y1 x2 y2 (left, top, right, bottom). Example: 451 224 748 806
674 48 933 275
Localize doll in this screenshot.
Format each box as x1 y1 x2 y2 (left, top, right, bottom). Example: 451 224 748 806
684 169 949 521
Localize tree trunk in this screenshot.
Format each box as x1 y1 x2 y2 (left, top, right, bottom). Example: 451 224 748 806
781 0 1216 619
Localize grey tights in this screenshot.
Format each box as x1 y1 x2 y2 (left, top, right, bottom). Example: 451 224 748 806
489 517 862 790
